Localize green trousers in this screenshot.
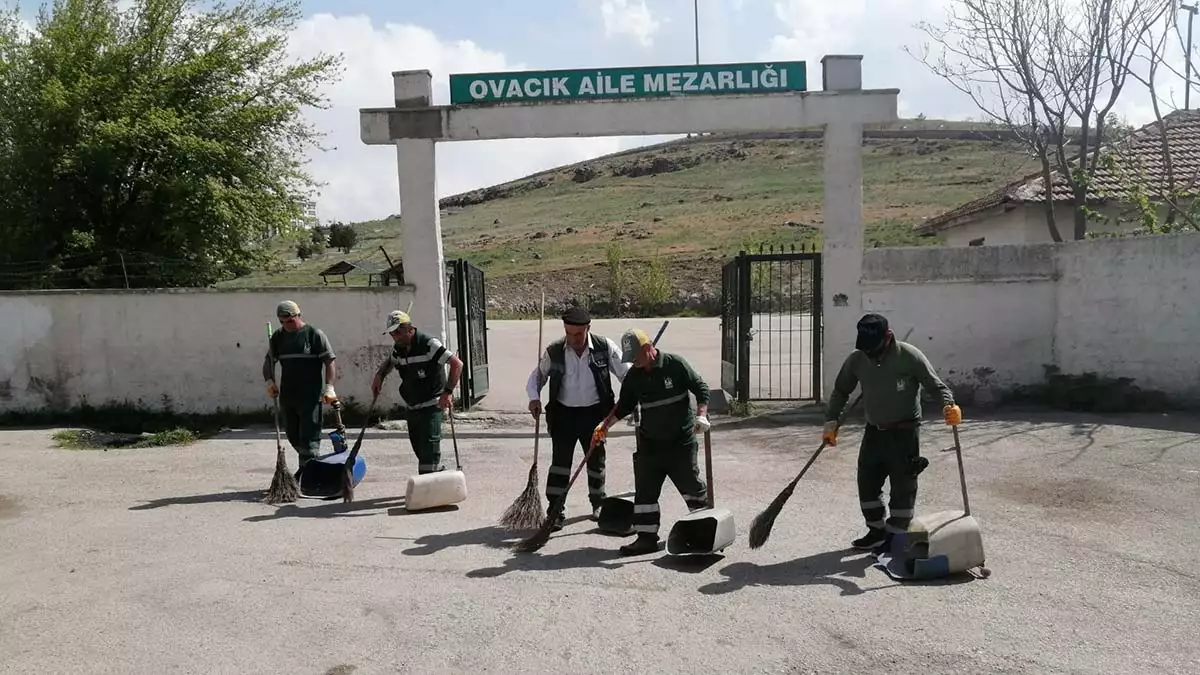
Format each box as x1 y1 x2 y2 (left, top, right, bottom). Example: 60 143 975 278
631 433 708 538
281 400 323 464
406 407 445 474
857 424 922 534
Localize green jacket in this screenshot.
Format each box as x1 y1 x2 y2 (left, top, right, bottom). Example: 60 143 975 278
613 350 709 442
825 339 954 428
388 330 452 409
262 325 335 405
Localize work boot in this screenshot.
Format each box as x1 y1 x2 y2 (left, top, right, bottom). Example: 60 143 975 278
590 505 602 521
852 527 886 550
871 532 896 557
549 511 565 532
619 534 661 556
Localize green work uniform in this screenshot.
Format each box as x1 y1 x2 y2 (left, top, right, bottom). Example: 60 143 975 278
262 325 336 465
825 339 955 535
388 330 452 474
612 350 710 538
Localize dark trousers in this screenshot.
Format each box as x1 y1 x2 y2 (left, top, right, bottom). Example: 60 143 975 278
281 400 322 463
631 433 708 538
406 407 445 474
545 403 608 515
857 424 921 534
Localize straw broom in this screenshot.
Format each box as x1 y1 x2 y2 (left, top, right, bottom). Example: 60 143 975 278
498 290 547 530
264 322 300 504
340 392 379 504
513 434 602 553
746 393 860 548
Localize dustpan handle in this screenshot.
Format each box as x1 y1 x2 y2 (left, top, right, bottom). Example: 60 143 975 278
703 429 714 509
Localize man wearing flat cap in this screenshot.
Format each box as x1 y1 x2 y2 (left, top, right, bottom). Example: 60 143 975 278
372 310 464 475
823 312 962 554
263 300 339 474
526 306 630 529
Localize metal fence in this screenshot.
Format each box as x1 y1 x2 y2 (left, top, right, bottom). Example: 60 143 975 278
720 243 822 402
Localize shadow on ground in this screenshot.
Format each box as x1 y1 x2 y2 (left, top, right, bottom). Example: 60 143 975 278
129 489 265 510
695 547 978 596
464 545 627 577
241 496 406 522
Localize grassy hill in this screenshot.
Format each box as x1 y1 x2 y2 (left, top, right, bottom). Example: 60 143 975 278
221 121 1041 317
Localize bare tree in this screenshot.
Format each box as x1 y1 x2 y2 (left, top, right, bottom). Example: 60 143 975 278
908 0 1176 241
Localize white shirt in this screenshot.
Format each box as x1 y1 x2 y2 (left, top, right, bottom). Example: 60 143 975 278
526 336 630 407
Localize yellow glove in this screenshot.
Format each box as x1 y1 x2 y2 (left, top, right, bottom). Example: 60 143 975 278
591 422 609 447
822 420 838 447
266 380 278 398
944 404 962 426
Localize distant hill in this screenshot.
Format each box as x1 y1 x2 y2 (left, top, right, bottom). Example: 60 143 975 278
221 119 1041 317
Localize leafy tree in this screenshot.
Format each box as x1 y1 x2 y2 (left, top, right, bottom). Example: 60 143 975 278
326 221 356 254
0 0 343 288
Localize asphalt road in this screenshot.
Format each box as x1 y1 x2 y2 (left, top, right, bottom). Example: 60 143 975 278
470 315 818 411
2 408 1198 674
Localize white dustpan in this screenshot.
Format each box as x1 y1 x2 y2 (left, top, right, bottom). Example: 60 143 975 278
667 429 736 555
405 406 468 511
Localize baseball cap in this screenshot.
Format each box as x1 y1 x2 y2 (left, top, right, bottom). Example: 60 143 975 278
383 310 411 334
855 313 889 351
276 300 300 317
619 328 652 362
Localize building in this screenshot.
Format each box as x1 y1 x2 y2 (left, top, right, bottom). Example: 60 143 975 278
914 110 1200 245
293 198 319 230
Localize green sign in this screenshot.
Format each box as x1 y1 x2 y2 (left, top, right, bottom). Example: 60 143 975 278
448 61 807 105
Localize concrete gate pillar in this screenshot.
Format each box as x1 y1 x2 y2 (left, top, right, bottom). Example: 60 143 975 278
819 56 866 404
392 70 449 343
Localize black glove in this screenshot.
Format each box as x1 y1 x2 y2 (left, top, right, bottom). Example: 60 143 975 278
909 455 929 477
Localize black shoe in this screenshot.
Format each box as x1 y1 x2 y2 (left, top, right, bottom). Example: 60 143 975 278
852 527 886 550
549 512 565 532
871 533 896 557
619 534 661 556
590 505 602 521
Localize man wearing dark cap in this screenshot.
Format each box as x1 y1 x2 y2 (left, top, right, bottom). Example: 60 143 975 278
823 313 962 553
526 306 629 529
262 300 339 474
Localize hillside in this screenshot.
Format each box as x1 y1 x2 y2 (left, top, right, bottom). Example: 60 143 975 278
222 123 1042 316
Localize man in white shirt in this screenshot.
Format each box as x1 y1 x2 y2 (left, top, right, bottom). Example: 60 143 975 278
526 306 630 530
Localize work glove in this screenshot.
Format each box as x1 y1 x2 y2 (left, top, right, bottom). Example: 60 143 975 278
694 415 711 433
322 384 338 404
943 404 962 426
822 420 838 447
591 422 609 447
266 380 278 398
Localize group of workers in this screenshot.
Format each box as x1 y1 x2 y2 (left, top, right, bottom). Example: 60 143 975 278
263 298 962 558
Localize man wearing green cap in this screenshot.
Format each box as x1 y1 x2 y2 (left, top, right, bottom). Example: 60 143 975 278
823 312 961 554
590 328 712 556
262 300 339 473
371 310 464 474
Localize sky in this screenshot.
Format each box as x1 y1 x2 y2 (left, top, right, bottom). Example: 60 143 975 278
16 0 1195 223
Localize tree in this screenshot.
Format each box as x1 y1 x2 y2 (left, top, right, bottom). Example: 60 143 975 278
908 0 1176 241
326 221 356 254
0 0 343 288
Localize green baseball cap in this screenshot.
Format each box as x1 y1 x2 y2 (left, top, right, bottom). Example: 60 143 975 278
619 328 651 362
276 300 300 316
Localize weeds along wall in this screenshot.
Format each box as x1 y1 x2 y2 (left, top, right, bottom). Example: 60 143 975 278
0 286 418 416
861 232 1200 409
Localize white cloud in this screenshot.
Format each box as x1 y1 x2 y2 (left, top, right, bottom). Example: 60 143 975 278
286 13 659 224
597 0 663 47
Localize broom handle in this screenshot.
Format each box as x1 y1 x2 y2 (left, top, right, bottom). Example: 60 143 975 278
703 429 714 509
265 322 284 452
534 290 545 466
344 392 378 466
448 390 461 470
789 391 864 485
952 424 970 516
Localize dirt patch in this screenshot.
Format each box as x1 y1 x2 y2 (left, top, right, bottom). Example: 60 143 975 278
987 476 1118 513
0 494 21 519
325 666 357 675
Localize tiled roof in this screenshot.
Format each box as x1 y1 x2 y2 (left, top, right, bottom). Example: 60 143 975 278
916 110 1200 234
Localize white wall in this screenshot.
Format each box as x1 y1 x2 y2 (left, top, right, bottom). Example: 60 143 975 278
861 232 1200 407
0 286 418 415
942 203 1158 246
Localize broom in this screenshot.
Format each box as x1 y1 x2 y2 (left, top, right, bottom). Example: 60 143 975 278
747 392 862 549
264 322 300 504
341 391 379 504
498 290 548 530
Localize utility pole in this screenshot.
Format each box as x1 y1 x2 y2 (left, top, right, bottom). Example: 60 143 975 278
1184 3 1197 109
693 0 700 65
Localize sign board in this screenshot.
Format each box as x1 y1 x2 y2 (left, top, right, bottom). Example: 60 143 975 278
448 61 807 105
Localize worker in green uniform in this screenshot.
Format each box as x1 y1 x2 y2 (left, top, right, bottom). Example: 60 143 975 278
262 300 339 475
823 313 962 554
371 310 464 474
592 328 712 556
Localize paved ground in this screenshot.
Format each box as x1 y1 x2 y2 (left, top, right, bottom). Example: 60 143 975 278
2 408 1199 674
470 315 817 411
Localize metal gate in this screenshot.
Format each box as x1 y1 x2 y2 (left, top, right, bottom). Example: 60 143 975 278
720 244 822 402
447 258 489 409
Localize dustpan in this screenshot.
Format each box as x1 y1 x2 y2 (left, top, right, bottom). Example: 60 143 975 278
666 429 736 555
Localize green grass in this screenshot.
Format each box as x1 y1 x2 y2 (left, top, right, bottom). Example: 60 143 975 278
53 427 199 450
219 128 1040 291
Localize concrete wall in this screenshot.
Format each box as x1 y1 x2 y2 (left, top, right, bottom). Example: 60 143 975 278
861 232 1200 406
0 286 418 415
941 203 1162 246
